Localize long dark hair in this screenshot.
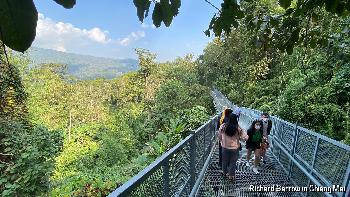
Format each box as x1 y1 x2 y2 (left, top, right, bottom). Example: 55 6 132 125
225 113 238 137
249 120 261 131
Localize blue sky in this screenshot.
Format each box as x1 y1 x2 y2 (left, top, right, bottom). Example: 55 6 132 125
32 0 220 62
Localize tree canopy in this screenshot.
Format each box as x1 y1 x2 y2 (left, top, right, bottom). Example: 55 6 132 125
0 48 214 196
1 0 350 54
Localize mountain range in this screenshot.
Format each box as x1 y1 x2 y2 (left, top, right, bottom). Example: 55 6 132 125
27 47 139 80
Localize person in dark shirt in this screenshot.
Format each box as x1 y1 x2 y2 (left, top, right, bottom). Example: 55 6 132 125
245 120 263 174
259 112 272 164
234 107 242 121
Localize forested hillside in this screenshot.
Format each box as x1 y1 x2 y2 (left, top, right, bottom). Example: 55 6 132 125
28 47 139 80
0 48 213 196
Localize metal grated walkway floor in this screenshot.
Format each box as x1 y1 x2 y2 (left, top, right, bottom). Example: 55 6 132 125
196 141 302 197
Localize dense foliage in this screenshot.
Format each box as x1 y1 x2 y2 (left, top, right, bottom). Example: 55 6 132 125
1 47 213 196
0 50 63 196
205 0 350 53
198 1 350 145
1 1 350 196
0 122 62 196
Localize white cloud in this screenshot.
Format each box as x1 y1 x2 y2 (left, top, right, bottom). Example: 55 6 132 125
85 27 111 43
33 13 145 53
118 31 145 46
35 13 111 49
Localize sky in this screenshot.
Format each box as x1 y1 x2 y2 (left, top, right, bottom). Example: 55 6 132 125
32 0 221 62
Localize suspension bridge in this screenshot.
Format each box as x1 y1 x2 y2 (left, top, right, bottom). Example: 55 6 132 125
109 89 350 197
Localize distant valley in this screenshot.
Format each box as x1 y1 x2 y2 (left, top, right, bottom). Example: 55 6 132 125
27 47 139 80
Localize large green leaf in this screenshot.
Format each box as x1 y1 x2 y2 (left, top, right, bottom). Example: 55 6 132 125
133 0 181 27
152 3 163 27
0 0 38 52
161 0 173 27
53 0 76 9
134 0 151 22
170 0 181 16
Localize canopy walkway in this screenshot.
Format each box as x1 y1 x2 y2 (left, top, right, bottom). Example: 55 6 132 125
109 90 350 197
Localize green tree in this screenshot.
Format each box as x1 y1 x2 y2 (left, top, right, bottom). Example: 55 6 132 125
2 0 349 55
199 8 350 144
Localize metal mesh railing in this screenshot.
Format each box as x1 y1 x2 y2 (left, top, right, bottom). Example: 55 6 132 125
212 89 350 197
197 90 302 196
109 89 349 197
108 115 219 197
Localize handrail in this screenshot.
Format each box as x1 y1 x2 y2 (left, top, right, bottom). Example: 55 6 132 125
189 140 218 196
109 89 350 197
109 134 193 196
214 88 350 197
272 136 333 197
108 114 219 197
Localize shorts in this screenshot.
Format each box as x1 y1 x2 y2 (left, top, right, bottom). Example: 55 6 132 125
246 142 261 150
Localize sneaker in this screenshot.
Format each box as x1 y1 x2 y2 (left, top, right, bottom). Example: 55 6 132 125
253 167 259 174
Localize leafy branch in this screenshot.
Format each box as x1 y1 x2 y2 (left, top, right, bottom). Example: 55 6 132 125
0 0 75 52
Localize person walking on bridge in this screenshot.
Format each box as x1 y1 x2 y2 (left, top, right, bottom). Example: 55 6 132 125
245 120 263 174
233 107 244 134
234 107 242 121
217 107 233 171
218 113 248 180
259 112 272 164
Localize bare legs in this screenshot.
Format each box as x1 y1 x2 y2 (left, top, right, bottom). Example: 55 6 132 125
253 149 260 167
246 148 261 173
246 148 252 163
260 144 267 162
